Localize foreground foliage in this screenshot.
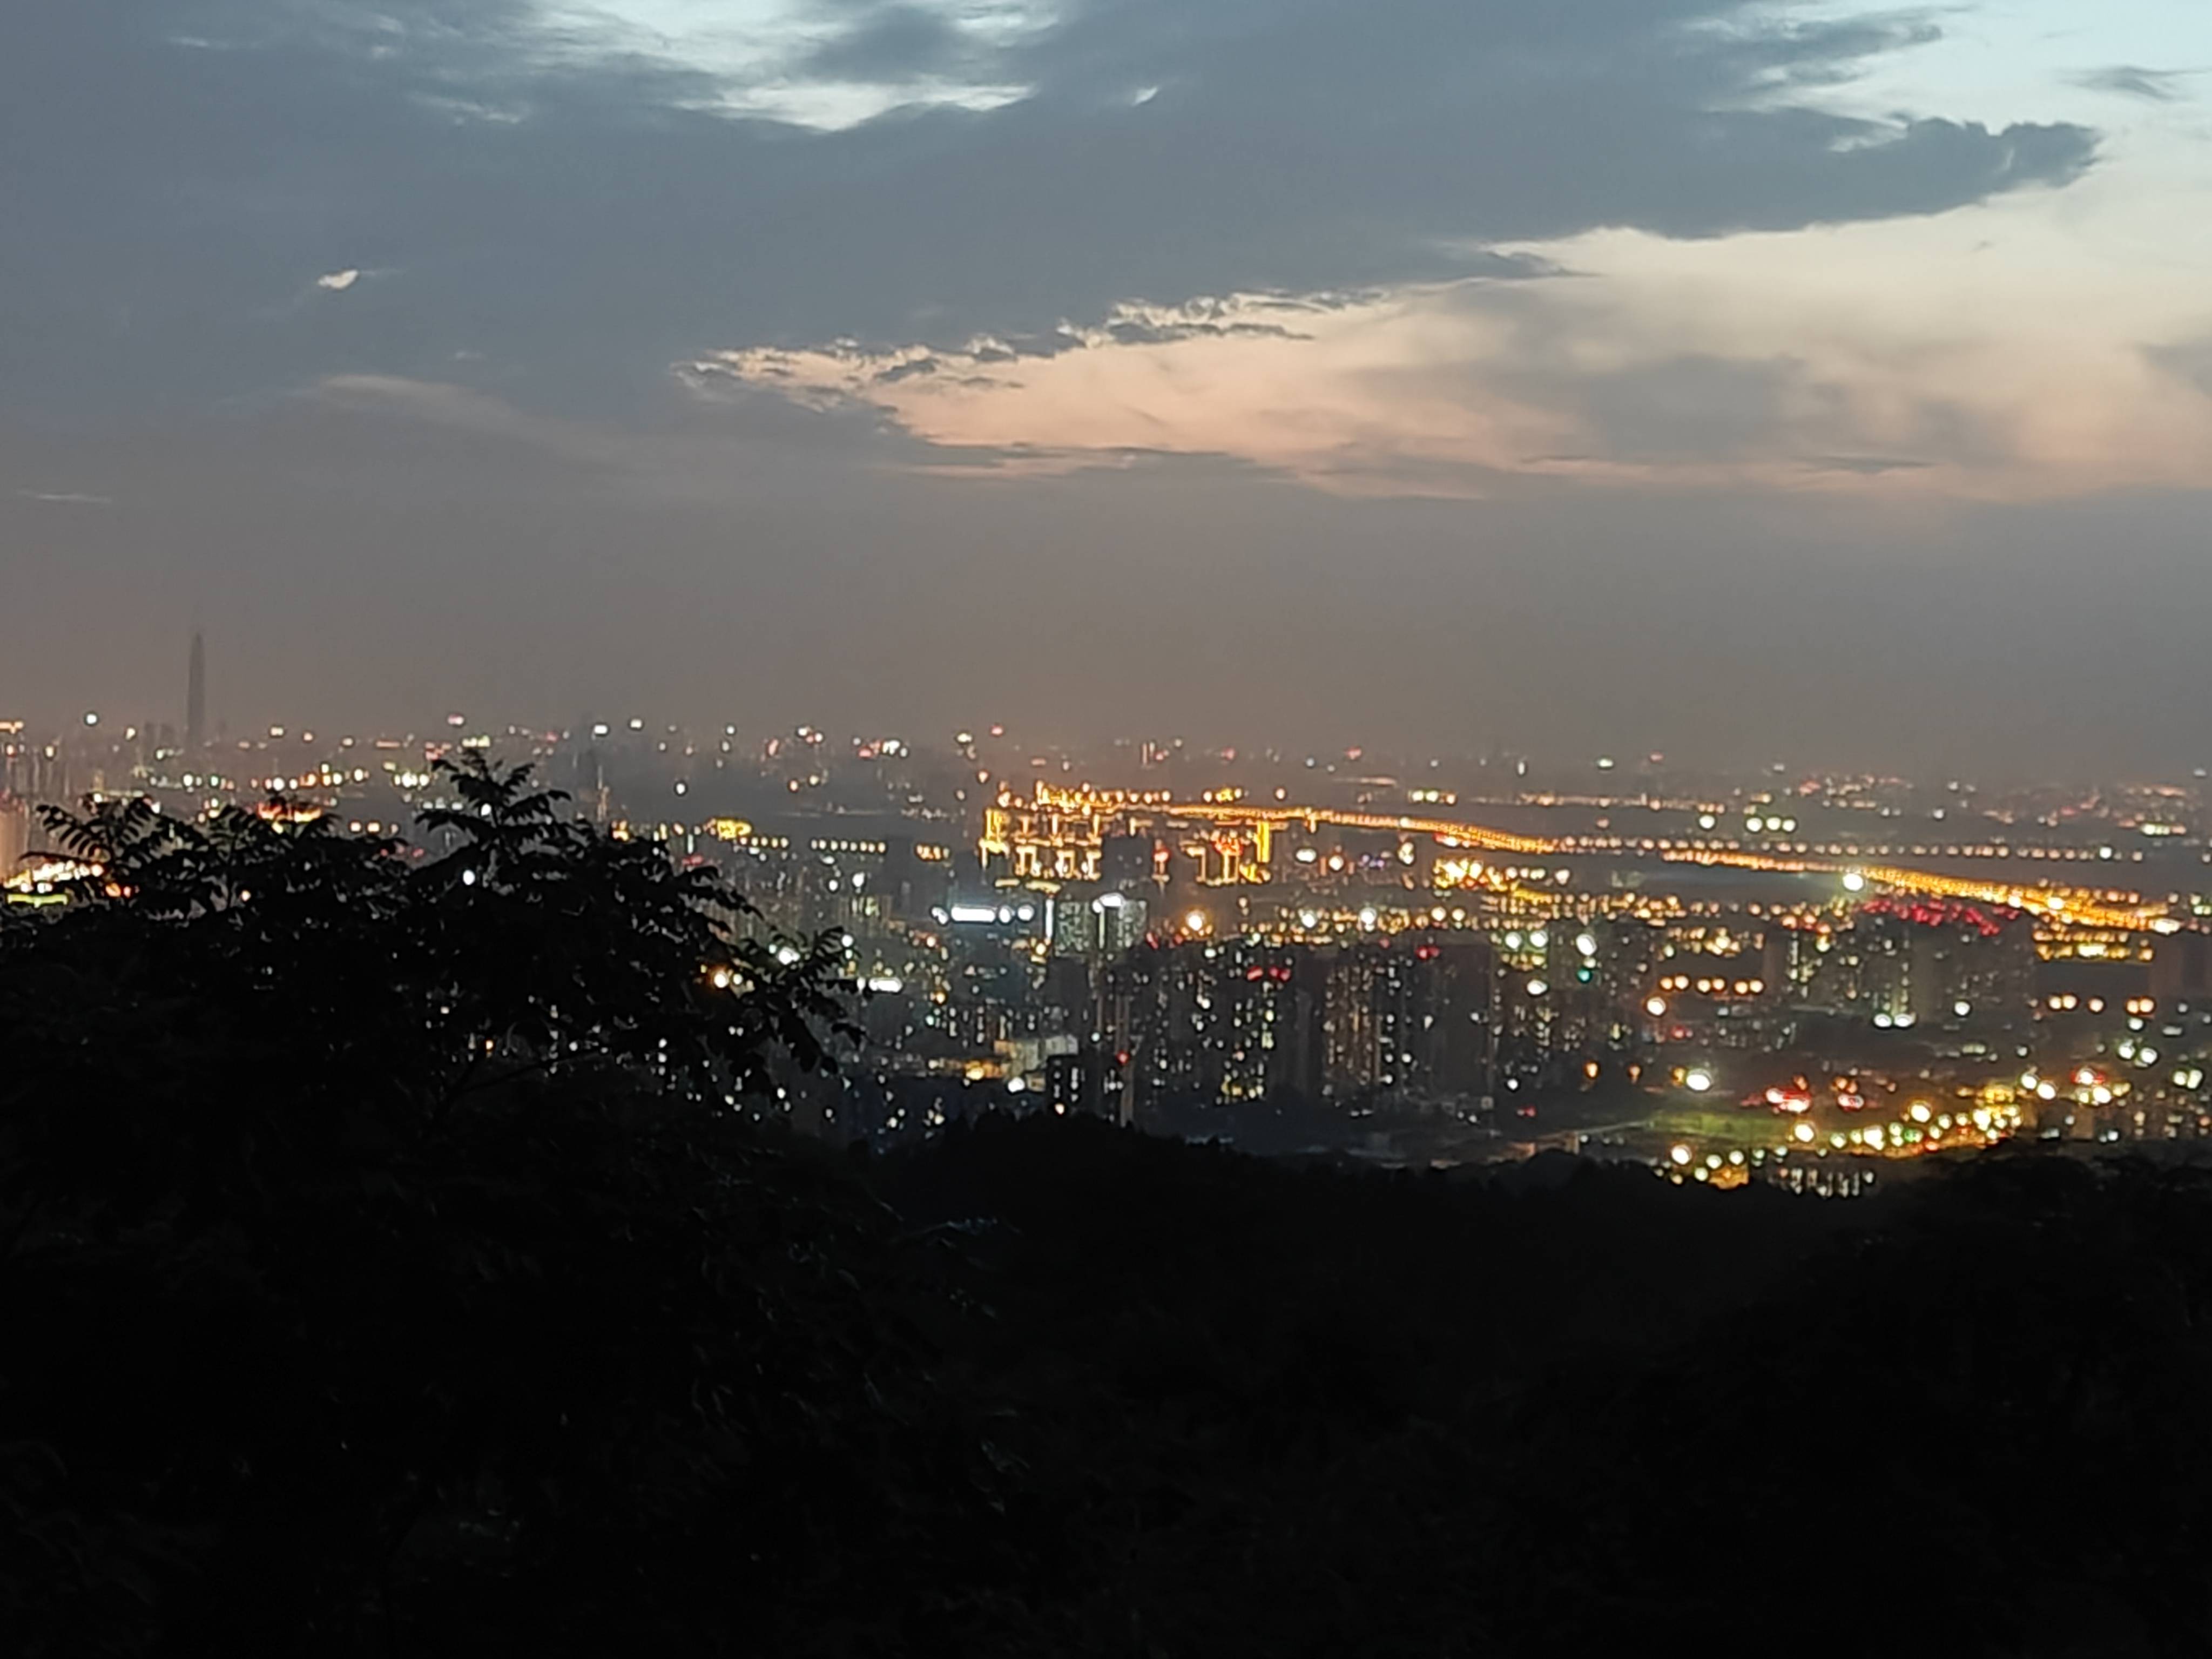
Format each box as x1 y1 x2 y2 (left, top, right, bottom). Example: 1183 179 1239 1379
8 777 2212 1655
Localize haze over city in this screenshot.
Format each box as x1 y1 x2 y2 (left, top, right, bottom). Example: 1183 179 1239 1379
7 0 2211 771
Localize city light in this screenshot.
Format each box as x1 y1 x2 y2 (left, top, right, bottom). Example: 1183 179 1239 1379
16 694 2207 1174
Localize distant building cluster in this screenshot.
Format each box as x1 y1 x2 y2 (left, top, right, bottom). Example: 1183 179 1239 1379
12 638 2212 1177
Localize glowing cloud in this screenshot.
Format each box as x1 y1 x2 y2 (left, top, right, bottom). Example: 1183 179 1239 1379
687 195 2212 502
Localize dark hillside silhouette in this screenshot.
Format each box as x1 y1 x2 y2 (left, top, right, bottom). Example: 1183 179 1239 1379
5 776 2212 1655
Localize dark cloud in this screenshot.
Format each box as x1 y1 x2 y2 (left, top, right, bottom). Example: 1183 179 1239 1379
1099 320 1303 345
2148 341 2212 401
1 0 2096 426
1802 455 1933 476
2069 65 2191 102
795 4 981 83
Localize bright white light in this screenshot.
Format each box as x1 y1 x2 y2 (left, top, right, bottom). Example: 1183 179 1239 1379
1358 908 1379 929
1529 929 1549 949
1670 1144 1693 1166
949 904 999 924
775 945 800 966
1007 1077 1026 1094
1684 1069 1713 1093
1526 977 1548 997
1575 933 1597 957
1645 996 1668 1018
1842 871 1867 893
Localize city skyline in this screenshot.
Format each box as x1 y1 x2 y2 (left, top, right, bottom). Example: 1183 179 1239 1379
28 631 2212 793
14 682 2204 1174
6 1 2211 771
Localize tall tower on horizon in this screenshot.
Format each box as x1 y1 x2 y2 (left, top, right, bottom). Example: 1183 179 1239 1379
186 629 206 754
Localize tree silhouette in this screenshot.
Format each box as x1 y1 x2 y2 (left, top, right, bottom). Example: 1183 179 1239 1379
0 760 942 1656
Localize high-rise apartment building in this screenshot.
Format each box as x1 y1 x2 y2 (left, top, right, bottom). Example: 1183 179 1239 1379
1099 933 1492 1118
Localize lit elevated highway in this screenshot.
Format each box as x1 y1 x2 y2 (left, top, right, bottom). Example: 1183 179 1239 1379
1152 798 2177 934
1185 800 1555 857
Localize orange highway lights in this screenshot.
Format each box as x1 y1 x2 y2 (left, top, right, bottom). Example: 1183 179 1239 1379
1038 785 2175 936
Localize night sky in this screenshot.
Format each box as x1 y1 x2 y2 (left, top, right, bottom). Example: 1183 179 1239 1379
5 1 2209 772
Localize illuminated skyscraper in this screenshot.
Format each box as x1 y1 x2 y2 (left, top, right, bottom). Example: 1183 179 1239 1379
185 630 206 754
